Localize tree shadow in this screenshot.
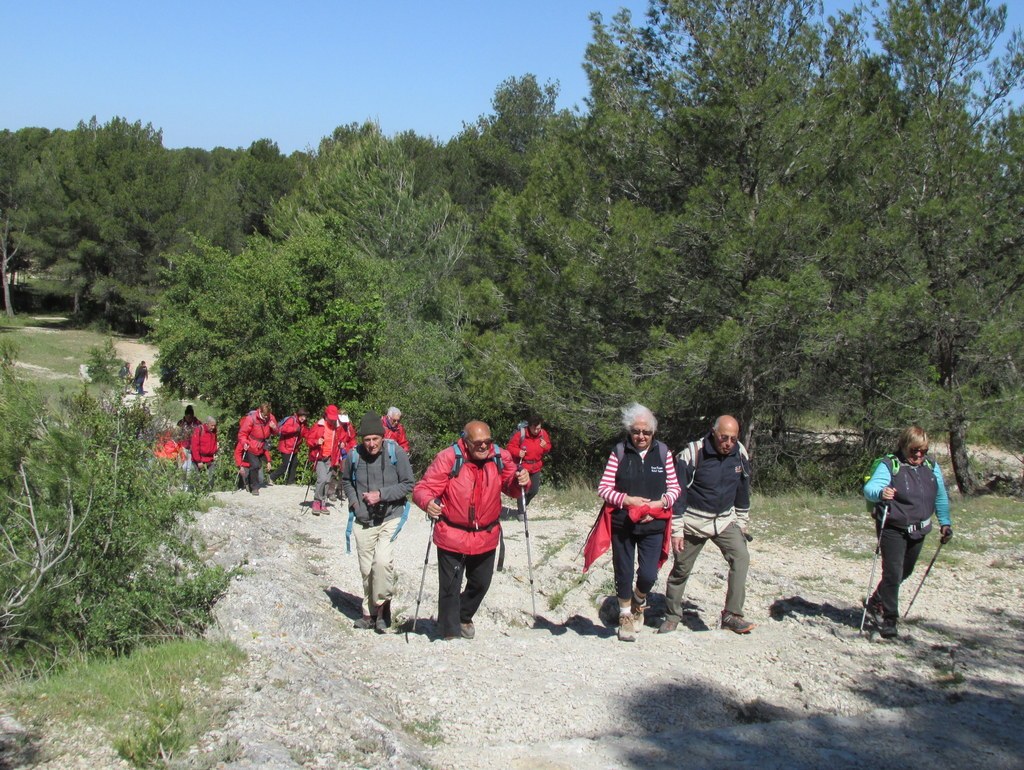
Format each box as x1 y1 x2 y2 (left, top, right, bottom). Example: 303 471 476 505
324 586 363 621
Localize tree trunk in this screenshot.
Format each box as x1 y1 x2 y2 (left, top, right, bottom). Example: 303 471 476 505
948 418 977 495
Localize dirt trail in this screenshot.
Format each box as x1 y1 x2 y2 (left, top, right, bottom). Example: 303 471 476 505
176 486 1024 769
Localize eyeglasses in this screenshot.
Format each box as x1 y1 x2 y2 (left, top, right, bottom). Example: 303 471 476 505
468 438 494 449
716 434 738 444
630 429 654 437
908 447 929 456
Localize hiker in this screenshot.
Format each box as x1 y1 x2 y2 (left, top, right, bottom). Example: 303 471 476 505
176 406 201 472
306 404 345 514
505 412 551 507
269 407 309 485
659 415 755 635
382 407 410 453
412 420 530 641
132 360 149 395
189 416 219 491
338 409 358 455
237 403 278 496
596 403 681 641
118 360 131 391
863 426 952 639
342 413 415 632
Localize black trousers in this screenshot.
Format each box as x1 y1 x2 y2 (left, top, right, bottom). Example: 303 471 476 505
436 546 496 638
524 471 542 506
269 452 299 484
610 524 663 601
873 525 927 620
243 451 264 492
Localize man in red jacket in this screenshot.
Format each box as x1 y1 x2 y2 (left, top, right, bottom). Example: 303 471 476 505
506 413 551 508
305 404 345 514
413 420 530 641
269 408 309 485
189 416 219 491
238 403 278 496
382 407 410 453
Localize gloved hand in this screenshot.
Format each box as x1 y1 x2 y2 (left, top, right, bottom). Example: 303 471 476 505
940 525 953 544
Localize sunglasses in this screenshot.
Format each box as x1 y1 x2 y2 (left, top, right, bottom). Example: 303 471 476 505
630 429 654 437
468 438 494 449
907 447 929 456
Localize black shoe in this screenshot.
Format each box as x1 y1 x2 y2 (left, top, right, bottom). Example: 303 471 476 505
865 597 884 626
879 617 899 639
353 615 375 630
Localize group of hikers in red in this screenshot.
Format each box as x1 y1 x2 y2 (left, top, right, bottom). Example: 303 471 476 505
153 400 950 644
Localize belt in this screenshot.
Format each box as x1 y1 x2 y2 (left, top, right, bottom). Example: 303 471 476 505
440 515 500 533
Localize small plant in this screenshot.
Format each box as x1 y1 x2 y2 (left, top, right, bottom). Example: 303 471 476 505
548 573 588 610
405 716 444 746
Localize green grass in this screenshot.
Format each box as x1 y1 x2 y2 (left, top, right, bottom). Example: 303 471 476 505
0 638 246 768
542 479 603 511
752 491 1024 558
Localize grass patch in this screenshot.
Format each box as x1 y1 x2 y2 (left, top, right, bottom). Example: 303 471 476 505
1 638 246 767
543 479 602 512
548 572 588 610
404 716 444 746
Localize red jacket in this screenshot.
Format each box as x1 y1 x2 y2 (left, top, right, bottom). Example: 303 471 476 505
337 420 357 452
382 417 410 452
276 414 306 455
306 419 345 466
506 426 552 474
238 411 278 455
190 424 219 463
413 440 524 555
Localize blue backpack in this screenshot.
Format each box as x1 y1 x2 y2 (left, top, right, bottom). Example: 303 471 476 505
344 439 410 554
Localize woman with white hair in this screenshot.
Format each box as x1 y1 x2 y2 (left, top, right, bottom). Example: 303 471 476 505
382 406 410 453
596 403 681 641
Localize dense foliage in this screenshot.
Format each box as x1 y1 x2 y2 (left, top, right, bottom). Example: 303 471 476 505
0 361 229 673
5 0 1024 491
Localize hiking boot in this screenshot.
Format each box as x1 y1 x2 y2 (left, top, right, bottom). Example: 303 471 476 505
631 597 647 630
250 488 259 496
865 596 884 626
375 615 389 633
353 615 375 630
460 622 475 640
879 617 899 639
618 613 637 642
658 619 679 634
311 500 322 514
379 600 392 628
720 611 755 634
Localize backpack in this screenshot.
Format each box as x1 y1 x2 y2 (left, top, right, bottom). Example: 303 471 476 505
677 438 750 488
345 439 410 553
449 441 504 478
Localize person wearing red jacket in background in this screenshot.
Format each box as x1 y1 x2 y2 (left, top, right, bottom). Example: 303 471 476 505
506 413 551 508
189 416 219 491
382 407 410 453
269 408 309 485
413 420 530 641
237 402 278 496
305 404 345 514
337 410 358 455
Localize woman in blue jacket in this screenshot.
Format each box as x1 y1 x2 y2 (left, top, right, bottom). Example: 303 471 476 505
863 426 953 638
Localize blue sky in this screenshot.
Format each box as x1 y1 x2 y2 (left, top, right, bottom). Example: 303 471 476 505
5 1 1022 154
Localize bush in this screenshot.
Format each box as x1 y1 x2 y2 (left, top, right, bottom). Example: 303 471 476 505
0 366 229 675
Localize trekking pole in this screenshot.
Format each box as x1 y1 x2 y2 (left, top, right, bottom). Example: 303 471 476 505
519 468 538 621
410 518 435 641
859 504 889 634
902 539 944 619
300 456 316 512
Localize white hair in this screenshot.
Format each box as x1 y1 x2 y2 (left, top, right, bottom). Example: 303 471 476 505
386 406 402 419
621 402 657 433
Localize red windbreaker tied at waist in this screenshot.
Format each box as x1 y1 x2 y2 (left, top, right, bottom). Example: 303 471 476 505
413 440 526 556
582 504 672 573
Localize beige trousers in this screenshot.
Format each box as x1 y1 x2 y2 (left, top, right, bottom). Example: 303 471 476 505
352 516 399 617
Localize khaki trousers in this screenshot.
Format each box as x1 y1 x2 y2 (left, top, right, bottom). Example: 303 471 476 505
353 516 399 617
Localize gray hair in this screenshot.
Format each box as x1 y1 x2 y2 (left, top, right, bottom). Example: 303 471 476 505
205 416 217 426
386 406 402 420
621 402 657 433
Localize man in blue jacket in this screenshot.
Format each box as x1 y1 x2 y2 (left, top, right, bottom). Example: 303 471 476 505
659 415 755 634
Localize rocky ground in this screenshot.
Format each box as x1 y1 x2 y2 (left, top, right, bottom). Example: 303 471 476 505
5 476 1024 769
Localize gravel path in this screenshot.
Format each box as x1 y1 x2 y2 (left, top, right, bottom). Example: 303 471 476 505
178 484 1023 769
7 483 1021 769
